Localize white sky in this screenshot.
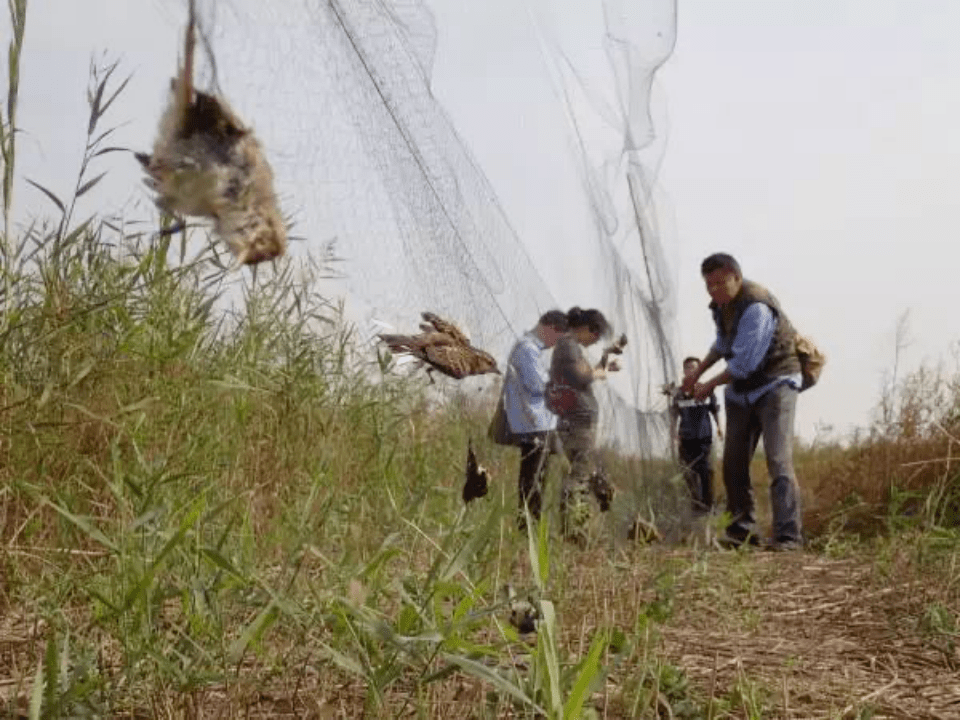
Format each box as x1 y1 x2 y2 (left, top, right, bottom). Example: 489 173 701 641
429 0 960 441
6 0 960 442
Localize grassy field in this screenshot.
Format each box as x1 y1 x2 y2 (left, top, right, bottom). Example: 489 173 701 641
2 8 959 717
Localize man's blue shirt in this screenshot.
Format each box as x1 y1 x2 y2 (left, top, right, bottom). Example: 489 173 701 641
712 303 801 405
503 332 556 434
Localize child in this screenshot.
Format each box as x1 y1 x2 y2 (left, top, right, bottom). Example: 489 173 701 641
671 356 723 514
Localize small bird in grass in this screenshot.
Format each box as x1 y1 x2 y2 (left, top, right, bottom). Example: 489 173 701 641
378 312 500 382
588 468 615 512
501 584 540 635
627 515 662 544
463 439 491 504
135 0 286 268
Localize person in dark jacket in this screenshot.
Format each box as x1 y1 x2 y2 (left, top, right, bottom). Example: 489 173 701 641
671 356 723 515
682 253 803 551
549 307 618 547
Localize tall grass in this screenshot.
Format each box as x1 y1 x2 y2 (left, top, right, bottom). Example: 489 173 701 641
796 353 960 538
0 28 653 717
1 0 27 247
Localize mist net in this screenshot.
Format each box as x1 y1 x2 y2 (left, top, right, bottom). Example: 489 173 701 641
176 0 678 456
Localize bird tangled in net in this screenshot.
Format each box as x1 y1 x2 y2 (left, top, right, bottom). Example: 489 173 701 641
378 312 500 382
135 0 287 268
599 333 629 371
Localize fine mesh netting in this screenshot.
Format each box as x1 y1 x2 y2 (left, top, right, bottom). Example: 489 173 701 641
161 0 679 456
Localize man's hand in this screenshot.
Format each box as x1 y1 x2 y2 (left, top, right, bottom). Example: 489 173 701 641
680 375 697 394
692 381 713 401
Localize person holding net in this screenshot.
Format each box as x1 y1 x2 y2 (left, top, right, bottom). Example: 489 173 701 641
501 310 570 529
547 307 619 547
682 253 804 551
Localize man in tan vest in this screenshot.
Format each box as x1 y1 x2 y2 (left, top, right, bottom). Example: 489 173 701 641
682 253 803 551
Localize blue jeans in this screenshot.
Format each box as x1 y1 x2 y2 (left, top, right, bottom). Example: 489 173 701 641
722 383 802 543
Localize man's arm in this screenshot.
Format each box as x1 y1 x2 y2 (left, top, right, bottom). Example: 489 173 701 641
694 368 734 400
693 304 776 400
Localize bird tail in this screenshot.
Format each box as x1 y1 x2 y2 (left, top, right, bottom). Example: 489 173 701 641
167 0 197 140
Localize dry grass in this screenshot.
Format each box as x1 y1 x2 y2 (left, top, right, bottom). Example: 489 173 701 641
653 547 959 719
3 533 959 718
798 358 960 537
2 10 960 715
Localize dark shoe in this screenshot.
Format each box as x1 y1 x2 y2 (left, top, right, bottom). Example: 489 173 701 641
765 537 803 552
718 531 762 550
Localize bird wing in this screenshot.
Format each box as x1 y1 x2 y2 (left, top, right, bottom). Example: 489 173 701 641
421 312 470 346
467 440 478 476
379 332 454 354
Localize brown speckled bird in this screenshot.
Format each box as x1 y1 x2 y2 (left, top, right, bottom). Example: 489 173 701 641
135 0 286 268
378 312 500 381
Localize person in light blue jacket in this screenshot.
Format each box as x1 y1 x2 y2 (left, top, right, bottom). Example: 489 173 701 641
503 310 569 526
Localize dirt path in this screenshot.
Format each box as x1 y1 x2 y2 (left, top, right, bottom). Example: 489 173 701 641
567 546 960 719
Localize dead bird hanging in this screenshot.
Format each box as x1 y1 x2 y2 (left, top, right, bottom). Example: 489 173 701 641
135 0 286 267
378 312 500 381
463 440 491 504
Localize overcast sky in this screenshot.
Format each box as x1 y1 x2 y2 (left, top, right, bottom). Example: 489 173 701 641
429 0 960 441
6 0 959 442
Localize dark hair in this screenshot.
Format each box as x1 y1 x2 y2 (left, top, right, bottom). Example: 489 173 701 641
538 309 569 332
682 356 700 366
700 253 742 278
566 307 611 338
